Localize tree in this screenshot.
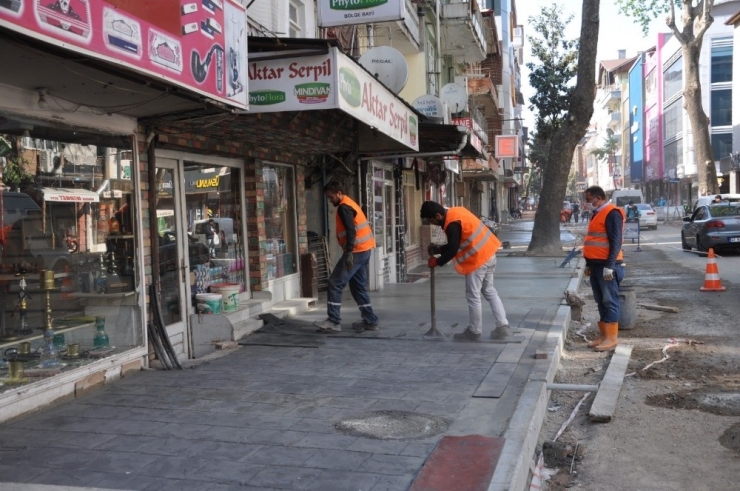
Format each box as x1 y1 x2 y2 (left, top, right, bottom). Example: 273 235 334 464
528 0 600 254
590 135 621 188
618 0 718 196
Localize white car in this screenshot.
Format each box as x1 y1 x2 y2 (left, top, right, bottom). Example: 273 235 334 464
633 203 658 230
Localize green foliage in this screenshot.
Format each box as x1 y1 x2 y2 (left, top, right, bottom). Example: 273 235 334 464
527 131 552 170
616 0 676 35
526 4 580 142
589 135 620 161
1 156 35 191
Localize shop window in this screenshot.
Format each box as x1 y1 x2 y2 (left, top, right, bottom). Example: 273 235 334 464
264 165 297 280
373 165 394 253
711 43 732 84
403 173 421 247
0 120 142 392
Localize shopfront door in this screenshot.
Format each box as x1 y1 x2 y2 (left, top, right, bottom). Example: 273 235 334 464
154 158 192 358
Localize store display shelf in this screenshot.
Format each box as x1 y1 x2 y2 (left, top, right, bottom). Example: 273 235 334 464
0 321 94 351
69 291 136 299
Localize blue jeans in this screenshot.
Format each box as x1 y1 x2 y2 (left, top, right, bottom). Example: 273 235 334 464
589 264 625 323
327 250 378 325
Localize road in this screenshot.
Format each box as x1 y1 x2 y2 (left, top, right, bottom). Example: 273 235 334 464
534 218 740 491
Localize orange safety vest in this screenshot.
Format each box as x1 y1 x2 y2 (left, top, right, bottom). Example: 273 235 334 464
443 207 501 275
583 203 625 262
336 195 376 252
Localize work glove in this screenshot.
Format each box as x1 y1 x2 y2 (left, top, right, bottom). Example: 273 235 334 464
603 267 614 281
428 256 438 269
427 244 441 257
584 266 591 277
343 251 354 271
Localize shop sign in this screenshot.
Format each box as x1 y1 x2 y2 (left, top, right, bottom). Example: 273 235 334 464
0 0 248 109
248 48 418 151
318 0 404 28
452 117 482 153
495 135 519 159
184 169 222 192
444 158 459 174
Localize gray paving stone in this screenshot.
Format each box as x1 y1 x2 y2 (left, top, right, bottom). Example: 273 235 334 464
414 401 468 418
242 445 317 466
346 438 409 455
185 460 264 486
287 418 338 434
143 477 222 491
198 425 257 444
94 435 179 455
370 474 415 491
359 454 425 475
302 448 371 470
147 422 211 440
293 432 358 450
189 441 262 462
304 469 381 491
283 405 343 419
92 471 162 490
239 402 295 416
28 469 111 488
400 441 437 457
245 429 306 445
139 456 209 480
207 483 281 491
0 463 48 483
247 465 322 490
87 450 171 475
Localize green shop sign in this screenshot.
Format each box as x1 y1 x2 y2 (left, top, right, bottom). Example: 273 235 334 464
338 68 361 107
295 83 331 104
249 90 286 106
330 0 387 10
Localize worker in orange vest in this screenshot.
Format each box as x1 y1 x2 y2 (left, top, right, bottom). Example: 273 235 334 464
421 201 510 342
314 181 380 334
583 185 626 351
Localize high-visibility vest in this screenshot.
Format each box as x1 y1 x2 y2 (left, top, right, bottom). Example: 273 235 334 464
583 203 625 262
443 207 501 275
336 196 376 252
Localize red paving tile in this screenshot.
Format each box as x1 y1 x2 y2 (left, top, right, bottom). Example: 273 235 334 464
409 435 505 491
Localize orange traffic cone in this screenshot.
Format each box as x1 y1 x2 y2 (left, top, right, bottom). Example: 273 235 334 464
700 248 726 292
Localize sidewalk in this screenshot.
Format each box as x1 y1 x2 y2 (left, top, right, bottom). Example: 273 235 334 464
0 229 581 491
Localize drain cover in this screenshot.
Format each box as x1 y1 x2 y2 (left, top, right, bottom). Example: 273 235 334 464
335 410 449 440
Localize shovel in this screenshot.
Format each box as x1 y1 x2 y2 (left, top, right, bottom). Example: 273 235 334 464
423 264 444 339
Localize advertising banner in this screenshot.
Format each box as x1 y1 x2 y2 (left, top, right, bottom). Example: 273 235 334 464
335 50 417 151
318 0 404 28
0 0 247 109
248 51 337 111
247 47 418 151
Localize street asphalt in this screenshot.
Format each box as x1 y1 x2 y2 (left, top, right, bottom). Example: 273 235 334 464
0 220 582 491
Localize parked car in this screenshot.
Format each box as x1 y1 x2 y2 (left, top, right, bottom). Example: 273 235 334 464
692 194 740 212
634 203 658 230
681 204 740 253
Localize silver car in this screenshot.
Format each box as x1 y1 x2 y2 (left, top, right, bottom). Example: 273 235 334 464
681 204 740 253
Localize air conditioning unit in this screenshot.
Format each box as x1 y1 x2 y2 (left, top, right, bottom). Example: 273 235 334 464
38 149 61 174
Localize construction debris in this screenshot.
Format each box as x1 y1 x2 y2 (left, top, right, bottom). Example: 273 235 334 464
638 303 679 313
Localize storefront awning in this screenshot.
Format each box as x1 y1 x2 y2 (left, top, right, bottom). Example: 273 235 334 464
243 43 419 152
41 188 100 203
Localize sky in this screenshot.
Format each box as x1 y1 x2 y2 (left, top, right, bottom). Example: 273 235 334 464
516 0 669 132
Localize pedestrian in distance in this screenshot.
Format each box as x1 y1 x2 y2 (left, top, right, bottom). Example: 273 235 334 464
420 201 510 342
626 200 640 221
583 186 626 352
713 194 723 203
314 181 380 334
205 219 217 258
572 202 580 224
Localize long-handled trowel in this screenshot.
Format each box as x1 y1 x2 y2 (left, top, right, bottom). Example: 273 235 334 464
423 264 444 339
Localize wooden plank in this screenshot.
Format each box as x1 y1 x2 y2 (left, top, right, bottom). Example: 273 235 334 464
638 303 679 313
589 344 634 422
473 362 518 398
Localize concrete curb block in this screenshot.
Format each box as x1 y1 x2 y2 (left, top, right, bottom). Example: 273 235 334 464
487 303 572 491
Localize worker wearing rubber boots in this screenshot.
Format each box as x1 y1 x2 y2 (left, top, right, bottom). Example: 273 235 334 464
583 185 626 352
314 181 380 334
420 201 510 342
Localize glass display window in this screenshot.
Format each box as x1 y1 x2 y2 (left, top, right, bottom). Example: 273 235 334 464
0 117 143 392
263 164 297 280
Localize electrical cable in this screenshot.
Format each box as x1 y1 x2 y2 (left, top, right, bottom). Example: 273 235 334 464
147 322 172 370
150 283 183 370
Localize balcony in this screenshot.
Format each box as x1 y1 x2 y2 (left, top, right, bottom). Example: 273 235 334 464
372 0 421 54
440 0 488 63
607 111 621 131
599 84 621 109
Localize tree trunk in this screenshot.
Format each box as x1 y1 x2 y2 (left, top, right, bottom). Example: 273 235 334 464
683 42 718 196
528 0 600 255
